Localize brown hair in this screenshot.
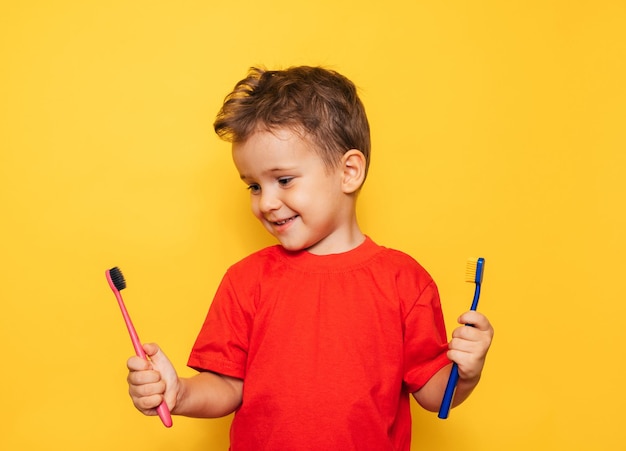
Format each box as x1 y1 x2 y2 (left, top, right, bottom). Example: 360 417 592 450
214 66 371 177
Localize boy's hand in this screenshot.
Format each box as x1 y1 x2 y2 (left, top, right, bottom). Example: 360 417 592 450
447 311 494 382
127 343 179 416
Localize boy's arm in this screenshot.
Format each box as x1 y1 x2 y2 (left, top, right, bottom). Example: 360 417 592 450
413 311 493 412
174 371 243 418
127 343 243 419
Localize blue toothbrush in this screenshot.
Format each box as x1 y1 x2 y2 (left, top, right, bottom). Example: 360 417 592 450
438 257 485 419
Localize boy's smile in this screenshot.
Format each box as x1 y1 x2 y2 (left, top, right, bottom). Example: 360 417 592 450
232 128 364 255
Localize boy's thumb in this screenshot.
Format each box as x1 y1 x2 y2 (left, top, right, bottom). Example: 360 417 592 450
142 342 162 360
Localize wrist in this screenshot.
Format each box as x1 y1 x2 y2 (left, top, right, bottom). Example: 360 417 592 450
457 371 481 390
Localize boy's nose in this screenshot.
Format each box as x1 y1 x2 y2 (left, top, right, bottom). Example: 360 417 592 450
258 190 281 213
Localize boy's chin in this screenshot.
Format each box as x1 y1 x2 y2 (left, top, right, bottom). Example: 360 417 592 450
278 241 308 252
275 236 316 253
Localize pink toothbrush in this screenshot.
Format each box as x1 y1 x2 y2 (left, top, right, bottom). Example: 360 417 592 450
105 266 173 428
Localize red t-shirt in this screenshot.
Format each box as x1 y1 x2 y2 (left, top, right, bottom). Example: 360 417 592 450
188 237 450 450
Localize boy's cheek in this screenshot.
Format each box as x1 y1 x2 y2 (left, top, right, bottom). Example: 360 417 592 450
250 203 262 219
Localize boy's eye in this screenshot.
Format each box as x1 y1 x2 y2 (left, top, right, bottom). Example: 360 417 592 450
278 177 293 187
247 184 261 194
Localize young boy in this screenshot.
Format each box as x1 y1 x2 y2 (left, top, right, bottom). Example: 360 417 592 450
127 66 494 450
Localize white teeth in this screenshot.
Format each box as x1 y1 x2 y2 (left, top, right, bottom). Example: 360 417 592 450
274 216 295 225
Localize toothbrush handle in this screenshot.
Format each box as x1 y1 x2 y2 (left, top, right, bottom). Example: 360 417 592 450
114 291 173 428
155 403 173 428
438 283 481 419
438 362 459 419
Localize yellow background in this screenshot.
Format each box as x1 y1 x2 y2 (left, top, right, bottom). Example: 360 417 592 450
1 1 624 450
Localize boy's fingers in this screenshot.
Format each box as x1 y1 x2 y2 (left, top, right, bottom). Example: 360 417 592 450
144 343 170 367
458 311 493 333
448 337 475 353
127 366 162 385
127 355 151 371
452 324 488 341
127 343 168 372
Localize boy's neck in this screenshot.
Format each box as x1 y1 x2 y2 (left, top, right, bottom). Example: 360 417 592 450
305 225 365 256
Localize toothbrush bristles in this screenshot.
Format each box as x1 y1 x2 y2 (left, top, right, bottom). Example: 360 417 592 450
108 266 127 291
465 259 477 283
465 258 485 284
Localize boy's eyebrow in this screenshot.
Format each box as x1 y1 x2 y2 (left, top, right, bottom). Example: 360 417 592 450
239 167 297 180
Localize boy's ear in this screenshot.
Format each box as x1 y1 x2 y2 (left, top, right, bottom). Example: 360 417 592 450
340 149 367 194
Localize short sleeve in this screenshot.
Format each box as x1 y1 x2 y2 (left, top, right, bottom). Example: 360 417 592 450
187 272 253 379
403 279 451 393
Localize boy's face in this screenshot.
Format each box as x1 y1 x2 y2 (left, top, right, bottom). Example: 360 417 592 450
232 128 359 255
